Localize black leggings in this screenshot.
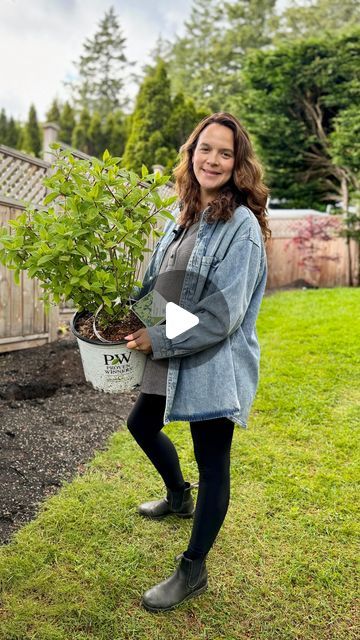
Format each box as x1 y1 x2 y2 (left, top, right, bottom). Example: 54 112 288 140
127 392 234 558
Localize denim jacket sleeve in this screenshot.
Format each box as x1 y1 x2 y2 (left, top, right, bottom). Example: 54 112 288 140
147 235 264 360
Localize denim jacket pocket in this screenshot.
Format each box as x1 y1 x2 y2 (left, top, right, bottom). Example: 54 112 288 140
192 255 219 302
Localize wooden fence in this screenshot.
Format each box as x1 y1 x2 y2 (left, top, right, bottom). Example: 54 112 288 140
0 200 59 352
266 213 358 289
0 144 57 352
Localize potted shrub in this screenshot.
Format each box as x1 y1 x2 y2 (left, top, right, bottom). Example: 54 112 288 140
0 145 176 392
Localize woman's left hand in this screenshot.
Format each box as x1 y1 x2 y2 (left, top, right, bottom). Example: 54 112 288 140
124 328 153 355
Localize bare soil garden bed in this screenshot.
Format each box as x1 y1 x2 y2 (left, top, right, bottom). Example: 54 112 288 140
0 331 138 545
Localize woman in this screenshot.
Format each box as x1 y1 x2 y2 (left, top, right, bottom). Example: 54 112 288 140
124 112 270 612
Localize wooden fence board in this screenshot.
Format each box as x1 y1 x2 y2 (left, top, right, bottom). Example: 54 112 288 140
0 202 55 353
0 257 11 338
266 236 358 288
33 279 47 335
22 271 35 335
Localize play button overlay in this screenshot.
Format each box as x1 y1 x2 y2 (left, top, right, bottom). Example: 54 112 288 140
166 302 199 339
132 267 230 368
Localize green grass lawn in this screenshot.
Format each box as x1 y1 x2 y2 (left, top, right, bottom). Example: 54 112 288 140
0 288 359 640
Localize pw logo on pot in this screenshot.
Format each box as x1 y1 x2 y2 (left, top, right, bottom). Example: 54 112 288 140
104 353 131 365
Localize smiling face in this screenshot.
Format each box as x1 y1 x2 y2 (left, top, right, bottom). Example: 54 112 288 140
192 123 235 209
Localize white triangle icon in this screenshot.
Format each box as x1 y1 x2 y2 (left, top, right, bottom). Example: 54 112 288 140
166 302 199 339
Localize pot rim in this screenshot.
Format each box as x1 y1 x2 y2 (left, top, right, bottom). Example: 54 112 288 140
70 309 130 346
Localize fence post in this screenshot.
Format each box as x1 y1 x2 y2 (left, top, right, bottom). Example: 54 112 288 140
42 122 60 164
42 122 60 341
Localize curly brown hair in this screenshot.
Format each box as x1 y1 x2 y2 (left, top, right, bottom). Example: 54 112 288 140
173 112 271 241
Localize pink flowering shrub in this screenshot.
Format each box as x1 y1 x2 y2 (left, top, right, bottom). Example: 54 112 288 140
285 216 341 281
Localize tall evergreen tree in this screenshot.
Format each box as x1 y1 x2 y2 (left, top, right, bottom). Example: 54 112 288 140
123 61 209 173
68 6 132 117
22 104 42 157
142 35 173 77
46 99 61 123
164 93 209 157
71 108 92 155
224 0 277 52
206 0 277 113
103 110 128 157
122 60 173 172
0 109 19 149
7 117 20 148
274 0 360 42
88 111 106 157
59 102 76 145
0 109 7 145
168 0 223 109
168 0 277 112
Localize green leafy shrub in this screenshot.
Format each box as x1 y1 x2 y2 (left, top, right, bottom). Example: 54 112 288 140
0 146 176 327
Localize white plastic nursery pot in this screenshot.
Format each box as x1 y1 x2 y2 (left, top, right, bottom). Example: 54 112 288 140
70 311 146 393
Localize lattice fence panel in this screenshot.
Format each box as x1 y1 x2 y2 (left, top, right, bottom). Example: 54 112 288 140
0 145 49 205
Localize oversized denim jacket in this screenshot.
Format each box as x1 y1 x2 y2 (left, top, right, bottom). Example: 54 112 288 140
135 204 267 429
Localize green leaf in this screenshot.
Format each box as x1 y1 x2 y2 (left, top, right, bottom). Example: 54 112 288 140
129 170 140 186
159 209 176 221
141 164 149 178
37 255 54 265
126 237 143 249
103 149 110 162
43 192 58 205
77 245 91 258
153 228 164 239
28 266 38 278
64 284 72 297
164 195 178 207
151 191 162 208
90 184 100 199
78 265 90 276
0 239 16 250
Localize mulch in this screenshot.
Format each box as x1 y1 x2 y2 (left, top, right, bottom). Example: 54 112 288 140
0 332 138 545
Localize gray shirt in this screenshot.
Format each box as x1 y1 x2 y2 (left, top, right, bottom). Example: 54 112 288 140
140 220 200 395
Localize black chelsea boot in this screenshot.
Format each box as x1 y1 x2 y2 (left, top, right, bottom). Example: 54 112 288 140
142 553 208 612
138 481 196 519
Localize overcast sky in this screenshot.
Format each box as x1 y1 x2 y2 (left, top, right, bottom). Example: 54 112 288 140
0 0 194 122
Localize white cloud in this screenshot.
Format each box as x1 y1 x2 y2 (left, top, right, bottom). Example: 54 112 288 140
0 0 193 121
